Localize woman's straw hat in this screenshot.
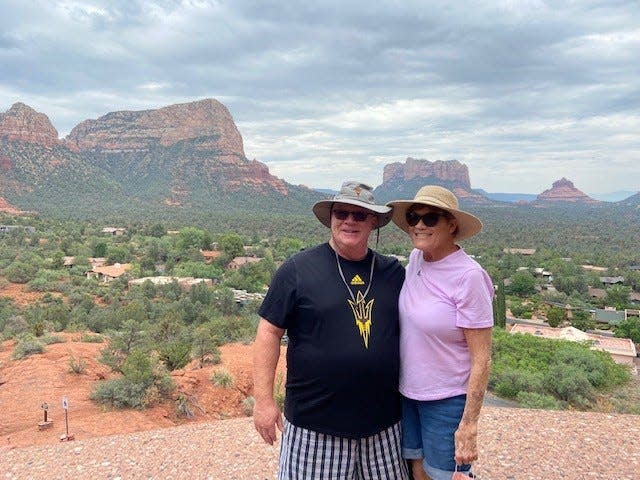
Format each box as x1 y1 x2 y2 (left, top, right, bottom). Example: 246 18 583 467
386 185 483 241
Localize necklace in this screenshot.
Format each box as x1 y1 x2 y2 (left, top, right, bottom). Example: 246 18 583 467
335 250 375 348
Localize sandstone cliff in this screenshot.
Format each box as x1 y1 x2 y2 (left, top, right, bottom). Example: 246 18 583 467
375 157 491 204
65 99 244 157
383 157 472 187
0 103 59 148
536 178 600 204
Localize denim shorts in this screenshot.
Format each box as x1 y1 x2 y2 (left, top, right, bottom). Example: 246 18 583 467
401 394 472 480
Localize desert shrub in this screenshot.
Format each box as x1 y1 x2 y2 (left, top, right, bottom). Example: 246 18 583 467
175 394 195 418
81 333 104 343
211 369 234 388
158 340 192 371
516 391 561 410
12 334 45 359
68 356 87 374
41 334 65 345
545 364 594 408
491 368 544 399
91 350 175 409
242 396 255 416
91 378 150 409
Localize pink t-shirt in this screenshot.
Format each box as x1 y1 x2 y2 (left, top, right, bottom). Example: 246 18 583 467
399 247 494 401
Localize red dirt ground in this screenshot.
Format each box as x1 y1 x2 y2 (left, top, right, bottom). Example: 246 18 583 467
0 334 286 450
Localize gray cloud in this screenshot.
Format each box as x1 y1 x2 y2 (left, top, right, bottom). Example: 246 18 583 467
1 0 638 194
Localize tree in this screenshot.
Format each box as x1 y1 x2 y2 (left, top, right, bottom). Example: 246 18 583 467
493 281 506 328
546 306 566 328
615 317 640 344
508 271 536 297
217 232 244 259
604 285 631 310
570 310 596 332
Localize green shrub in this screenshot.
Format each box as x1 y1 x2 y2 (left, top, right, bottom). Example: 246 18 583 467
41 334 65 345
68 356 86 374
211 369 234 388
91 378 150 409
12 335 45 359
544 364 594 407
491 368 544 399
80 333 104 343
158 340 192 371
242 396 255 416
176 394 195 418
516 391 561 410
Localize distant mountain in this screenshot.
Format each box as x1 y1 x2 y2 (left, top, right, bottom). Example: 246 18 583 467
590 191 638 202
534 178 600 205
616 192 640 209
373 158 494 205
0 100 324 217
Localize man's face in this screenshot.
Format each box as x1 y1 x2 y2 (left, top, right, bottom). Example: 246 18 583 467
330 204 377 255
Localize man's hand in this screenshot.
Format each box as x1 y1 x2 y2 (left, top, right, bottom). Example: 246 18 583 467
253 398 283 445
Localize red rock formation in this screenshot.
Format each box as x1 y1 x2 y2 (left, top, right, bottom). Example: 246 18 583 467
536 178 600 204
383 158 471 188
65 99 245 161
0 103 59 148
0 196 28 215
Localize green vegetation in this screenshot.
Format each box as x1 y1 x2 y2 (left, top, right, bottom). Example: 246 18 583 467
490 329 630 409
1 204 638 413
211 368 234 388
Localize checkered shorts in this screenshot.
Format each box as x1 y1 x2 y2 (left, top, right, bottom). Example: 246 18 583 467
278 420 409 480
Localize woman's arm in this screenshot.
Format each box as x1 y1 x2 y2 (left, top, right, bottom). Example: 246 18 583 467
455 327 492 465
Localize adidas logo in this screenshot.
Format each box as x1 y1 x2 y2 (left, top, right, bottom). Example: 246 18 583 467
350 274 365 285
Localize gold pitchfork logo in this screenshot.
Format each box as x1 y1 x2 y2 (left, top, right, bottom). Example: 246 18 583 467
347 291 374 348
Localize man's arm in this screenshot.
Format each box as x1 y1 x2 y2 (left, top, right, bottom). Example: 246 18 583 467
252 318 286 445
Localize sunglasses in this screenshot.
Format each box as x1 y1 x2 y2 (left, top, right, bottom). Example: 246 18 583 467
406 210 447 227
332 209 373 222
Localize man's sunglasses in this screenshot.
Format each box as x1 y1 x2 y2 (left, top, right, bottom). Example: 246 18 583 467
406 210 447 227
332 209 374 222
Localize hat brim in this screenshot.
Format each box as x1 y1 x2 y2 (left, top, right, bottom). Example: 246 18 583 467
386 199 483 241
313 199 393 228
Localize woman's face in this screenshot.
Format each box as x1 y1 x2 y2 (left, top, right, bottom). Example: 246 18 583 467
406 206 458 261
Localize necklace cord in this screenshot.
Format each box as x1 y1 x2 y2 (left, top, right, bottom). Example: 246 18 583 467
335 250 375 301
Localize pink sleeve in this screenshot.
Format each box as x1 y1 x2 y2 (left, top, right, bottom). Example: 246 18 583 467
455 267 494 328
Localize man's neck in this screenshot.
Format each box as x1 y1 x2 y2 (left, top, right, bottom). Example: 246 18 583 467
329 238 369 261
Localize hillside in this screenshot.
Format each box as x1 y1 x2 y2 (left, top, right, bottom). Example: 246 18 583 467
1 343 638 480
0 333 286 449
0 100 325 218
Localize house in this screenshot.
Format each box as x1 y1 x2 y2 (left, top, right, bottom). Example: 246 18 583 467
503 248 536 255
600 276 625 286
231 288 266 304
86 263 132 283
89 257 107 268
200 250 221 264
593 308 625 326
63 256 75 267
0 225 35 234
101 227 127 236
128 276 212 291
227 256 262 270
588 286 606 299
509 324 637 373
582 265 609 273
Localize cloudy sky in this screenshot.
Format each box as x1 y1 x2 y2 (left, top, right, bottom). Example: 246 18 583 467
1 1 639 196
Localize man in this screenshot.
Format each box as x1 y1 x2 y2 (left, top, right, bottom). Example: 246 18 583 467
253 181 409 480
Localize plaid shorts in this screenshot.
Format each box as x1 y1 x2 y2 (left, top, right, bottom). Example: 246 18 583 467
278 420 409 480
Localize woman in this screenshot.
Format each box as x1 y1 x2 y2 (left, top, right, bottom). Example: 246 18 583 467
387 185 494 480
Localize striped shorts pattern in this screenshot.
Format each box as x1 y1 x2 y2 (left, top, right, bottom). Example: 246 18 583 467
278 420 409 480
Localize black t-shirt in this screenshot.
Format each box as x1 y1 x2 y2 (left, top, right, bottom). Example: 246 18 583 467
258 242 405 438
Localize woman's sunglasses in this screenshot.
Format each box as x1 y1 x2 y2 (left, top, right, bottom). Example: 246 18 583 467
333 209 373 222
406 210 447 227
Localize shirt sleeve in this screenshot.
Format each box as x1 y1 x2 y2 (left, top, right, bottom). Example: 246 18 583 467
257 257 297 329
455 267 495 328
